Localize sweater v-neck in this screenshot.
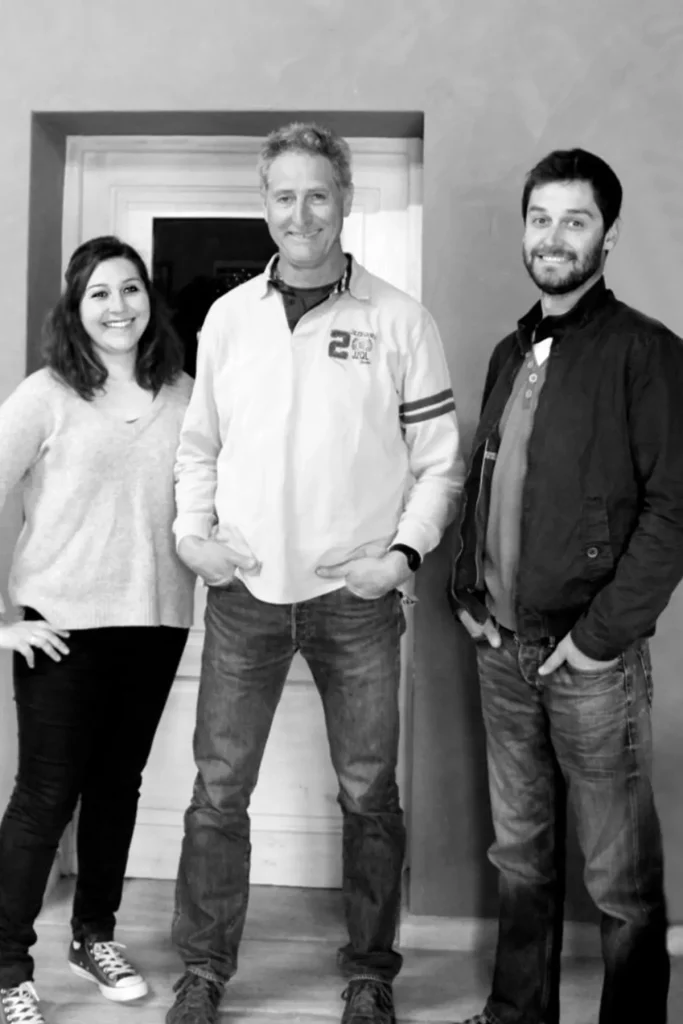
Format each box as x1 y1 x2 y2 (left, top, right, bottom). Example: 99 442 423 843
87 387 167 432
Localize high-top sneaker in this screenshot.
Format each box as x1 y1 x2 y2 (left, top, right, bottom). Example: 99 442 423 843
68 938 148 1002
0 982 47 1024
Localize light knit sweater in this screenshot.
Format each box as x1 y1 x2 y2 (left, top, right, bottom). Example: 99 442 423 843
0 368 196 629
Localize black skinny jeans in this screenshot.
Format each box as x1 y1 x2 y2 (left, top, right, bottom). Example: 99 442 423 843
0 612 187 988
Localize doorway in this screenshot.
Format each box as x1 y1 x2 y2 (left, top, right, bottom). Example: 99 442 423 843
152 217 276 376
61 133 422 889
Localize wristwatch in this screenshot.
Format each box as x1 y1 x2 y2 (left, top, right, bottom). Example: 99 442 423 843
388 544 422 573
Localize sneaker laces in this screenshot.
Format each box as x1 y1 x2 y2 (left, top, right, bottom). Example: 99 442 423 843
172 972 222 1013
342 978 394 1021
0 983 45 1024
88 941 137 981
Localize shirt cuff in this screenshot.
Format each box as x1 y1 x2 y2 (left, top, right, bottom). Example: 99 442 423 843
173 513 216 549
390 522 435 561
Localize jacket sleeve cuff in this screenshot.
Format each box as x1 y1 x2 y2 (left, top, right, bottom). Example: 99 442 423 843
570 624 623 662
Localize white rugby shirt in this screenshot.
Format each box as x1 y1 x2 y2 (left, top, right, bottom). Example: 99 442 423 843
174 256 464 604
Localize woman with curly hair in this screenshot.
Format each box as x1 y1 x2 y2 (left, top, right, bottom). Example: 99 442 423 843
0 236 195 1024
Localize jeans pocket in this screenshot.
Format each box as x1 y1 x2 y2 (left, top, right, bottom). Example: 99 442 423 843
343 584 398 603
341 586 376 603
561 658 627 705
564 655 622 679
208 575 242 593
636 641 654 707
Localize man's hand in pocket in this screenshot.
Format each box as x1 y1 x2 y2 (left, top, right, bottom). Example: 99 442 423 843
457 608 502 648
178 536 261 587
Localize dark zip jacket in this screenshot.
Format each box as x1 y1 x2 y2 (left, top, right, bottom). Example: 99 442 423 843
449 277 683 660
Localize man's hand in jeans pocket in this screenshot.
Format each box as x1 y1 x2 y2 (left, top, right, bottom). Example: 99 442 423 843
178 536 261 587
457 608 502 648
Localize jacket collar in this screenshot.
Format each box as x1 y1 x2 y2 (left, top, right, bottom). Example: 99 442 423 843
516 276 611 350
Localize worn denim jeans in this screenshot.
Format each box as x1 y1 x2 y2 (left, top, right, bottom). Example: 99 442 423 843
0 615 188 989
475 632 669 1024
172 580 406 985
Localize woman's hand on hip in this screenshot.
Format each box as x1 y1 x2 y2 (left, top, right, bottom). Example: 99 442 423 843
0 620 70 668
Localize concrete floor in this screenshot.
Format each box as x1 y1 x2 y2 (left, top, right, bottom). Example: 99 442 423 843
31 879 680 1022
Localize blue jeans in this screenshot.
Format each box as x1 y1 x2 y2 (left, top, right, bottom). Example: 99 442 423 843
476 632 669 1024
172 581 406 984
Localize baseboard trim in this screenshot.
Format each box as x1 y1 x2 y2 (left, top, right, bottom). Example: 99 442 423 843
399 915 683 958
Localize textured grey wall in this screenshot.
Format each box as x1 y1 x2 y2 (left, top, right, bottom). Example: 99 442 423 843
1 0 681 920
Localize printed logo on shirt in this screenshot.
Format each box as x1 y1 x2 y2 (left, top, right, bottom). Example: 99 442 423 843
351 334 374 364
328 329 376 364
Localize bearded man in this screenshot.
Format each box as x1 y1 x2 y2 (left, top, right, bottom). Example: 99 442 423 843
449 148 683 1024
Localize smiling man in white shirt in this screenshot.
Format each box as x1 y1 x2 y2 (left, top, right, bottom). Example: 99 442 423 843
167 122 463 1024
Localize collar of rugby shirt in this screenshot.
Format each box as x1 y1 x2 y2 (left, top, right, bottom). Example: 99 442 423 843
258 253 370 301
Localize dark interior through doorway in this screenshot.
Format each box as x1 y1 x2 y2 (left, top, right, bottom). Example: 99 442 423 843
152 216 277 376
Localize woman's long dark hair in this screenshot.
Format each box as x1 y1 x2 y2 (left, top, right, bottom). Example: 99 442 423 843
43 235 184 400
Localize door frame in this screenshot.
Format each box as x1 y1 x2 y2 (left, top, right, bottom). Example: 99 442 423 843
62 134 423 302
60 133 423 900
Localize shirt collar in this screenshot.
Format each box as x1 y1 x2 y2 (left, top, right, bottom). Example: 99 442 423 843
258 253 370 301
517 276 609 348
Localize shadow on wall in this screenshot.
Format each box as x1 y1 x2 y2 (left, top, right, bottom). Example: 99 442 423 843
413 175 598 922
411 176 528 919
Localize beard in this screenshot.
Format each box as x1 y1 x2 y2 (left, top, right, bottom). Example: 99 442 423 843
523 233 606 295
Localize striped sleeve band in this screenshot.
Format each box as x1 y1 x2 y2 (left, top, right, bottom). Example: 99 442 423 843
399 388 456 425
